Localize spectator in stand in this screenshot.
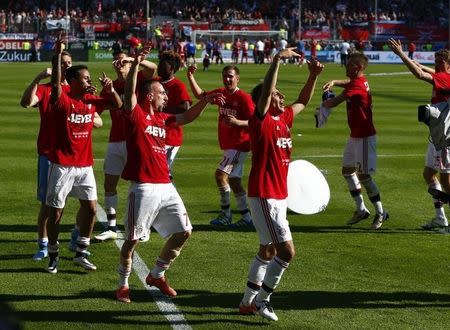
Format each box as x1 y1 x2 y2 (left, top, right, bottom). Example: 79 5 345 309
255 39 264 64
340 40 351 67
408 42 416 59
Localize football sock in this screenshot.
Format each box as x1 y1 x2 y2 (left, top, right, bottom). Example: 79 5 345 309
361 178 384 214
118 264 131 287
150 257 170 279
105 195 118 230
257 256 289 302
75 236 90 258
242 255 270 305
344 173 366 211
429 181 446 219
38 237 48 250
219 184 231 217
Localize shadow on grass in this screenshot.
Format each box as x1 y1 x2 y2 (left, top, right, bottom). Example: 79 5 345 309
3 289 450 327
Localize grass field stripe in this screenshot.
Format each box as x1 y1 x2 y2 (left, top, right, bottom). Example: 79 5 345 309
94 153 424 162
96 205 192 330
368 71 412 76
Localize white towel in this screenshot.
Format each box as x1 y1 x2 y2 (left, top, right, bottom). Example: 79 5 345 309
314 103 333 128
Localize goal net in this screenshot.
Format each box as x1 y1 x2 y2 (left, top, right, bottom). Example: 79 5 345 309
191 30 284 63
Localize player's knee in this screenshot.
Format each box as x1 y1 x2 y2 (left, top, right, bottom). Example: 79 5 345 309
229 177 244 192
215 169 228 185
258 244 276 260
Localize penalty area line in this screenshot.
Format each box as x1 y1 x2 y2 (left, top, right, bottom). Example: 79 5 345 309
96 205 192 330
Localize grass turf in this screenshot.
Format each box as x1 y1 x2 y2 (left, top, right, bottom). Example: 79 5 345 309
1 60 450 329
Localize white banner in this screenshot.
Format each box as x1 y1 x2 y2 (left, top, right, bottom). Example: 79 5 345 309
45 19 69 31
333 51 435 64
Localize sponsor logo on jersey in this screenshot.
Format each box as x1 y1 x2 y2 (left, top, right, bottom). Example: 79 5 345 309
145 125 166 138
67 113 93 124
219 107 237 117
276 137 292 149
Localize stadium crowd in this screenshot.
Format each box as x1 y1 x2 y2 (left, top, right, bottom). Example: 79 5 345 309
0 0 444 35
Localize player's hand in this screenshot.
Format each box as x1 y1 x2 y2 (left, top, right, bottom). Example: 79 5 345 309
276 47 300 60
205 92 225 106
99 72 114 92
38 68 52 79
187 64 197 77
85 84 98 95
133 42 152 64
322 80 334 91
54 31 66 54
224 114 239 126
307 58 324 76
387 38 402 55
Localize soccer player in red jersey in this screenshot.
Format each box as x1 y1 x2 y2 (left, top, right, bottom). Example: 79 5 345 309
20 51 102 260
115 49 224 303
158 51 192 180
388 39 450 232
322 52 388 230
45 35 122 274
187 64 255 228
238 49 323 321
94 48 157 242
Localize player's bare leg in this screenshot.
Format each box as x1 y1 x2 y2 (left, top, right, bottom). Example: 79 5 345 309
421 167 448 230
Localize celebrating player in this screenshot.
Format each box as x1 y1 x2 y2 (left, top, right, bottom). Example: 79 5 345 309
115 49 224 303
388 39 450 232
322 52 389 229
157 51 192 181
238 49 323 321
45 35 121 273
94 47 157 242
187 64 255 228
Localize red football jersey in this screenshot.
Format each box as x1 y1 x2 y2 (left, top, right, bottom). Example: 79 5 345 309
248 107 294 199
101 71 146 142
431 71 450 103
35 83 70 156
160 77 191 146
122 104 176 183
344 76 376 138
209 87 254 151
49 91 109 166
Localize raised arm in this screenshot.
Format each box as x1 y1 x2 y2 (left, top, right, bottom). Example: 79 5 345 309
124 47 151 112
98 71 123 109
20 68 51 108
177 93 225 125
50 35 65 103
323 79 350 91
257 48 299 117
291 58 324 116
388 38 433 83
322 91 347 109
186 65 204 99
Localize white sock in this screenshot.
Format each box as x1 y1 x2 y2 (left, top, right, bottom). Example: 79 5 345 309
105 194 118 228
344 173 366 211
118 264 131 287
150 257 170 279
219 185 231 217
256 256 289 302
429 181 447 219
242 255 270 305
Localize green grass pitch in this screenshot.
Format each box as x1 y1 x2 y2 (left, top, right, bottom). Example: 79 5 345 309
1 60 450 329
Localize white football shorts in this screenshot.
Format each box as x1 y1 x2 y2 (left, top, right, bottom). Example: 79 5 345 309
425 141 450 173
104 141 127 176
342 135 377 174
217 149 248 178
165 145 180 170
46 163 97 208
124 182 192 241
248 197 293 245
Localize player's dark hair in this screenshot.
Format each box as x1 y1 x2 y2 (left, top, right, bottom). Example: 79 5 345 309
61 50 71 58
435 49 450 62
251 82 264 104
159 51 181 73
113 50 127 58
142 79 160 94
222 65 239 75
65 65 88 82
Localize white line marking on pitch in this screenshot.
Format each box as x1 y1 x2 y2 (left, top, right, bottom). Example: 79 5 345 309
96 205 192 330
368 71 412 76
95 153 423 162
